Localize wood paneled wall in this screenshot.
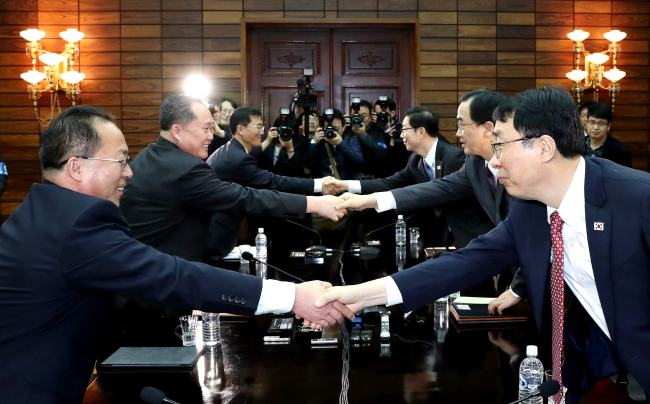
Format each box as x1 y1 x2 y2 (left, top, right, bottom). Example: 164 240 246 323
0 0 648 221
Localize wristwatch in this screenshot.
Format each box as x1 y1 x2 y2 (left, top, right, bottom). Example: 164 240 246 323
287 149 295 153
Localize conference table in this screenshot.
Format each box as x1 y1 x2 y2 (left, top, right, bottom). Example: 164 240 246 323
83 236 634 404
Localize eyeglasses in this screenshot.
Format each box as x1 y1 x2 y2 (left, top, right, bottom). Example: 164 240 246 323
402 126 417 132
587 120 609 128
60 156 130 171
491 137 539 160
221 109 235 115
457 121 479 133
246 124 265 130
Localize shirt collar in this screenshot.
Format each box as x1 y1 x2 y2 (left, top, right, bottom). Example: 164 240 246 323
546 157 587 236
424 138 439 169
484 159 498 177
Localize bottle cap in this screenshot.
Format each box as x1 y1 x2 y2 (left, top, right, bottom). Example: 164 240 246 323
398 215 403 220
526 345 538 356
258 228 264 233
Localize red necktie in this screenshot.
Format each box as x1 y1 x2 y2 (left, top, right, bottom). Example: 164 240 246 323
550 211 565 402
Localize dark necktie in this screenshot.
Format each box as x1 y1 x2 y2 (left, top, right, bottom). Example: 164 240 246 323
484 163 496 195
423 160 434 180
550 211 565 404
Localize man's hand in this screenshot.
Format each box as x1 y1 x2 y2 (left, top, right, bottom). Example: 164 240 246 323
321 176 338 195
293 281 356 329
313 128 326 143
213 123 226 138
488 289 521 315
325 131 342 146
336 193 378 211
313 279 389 319
352 125 366 137
306 195 347 221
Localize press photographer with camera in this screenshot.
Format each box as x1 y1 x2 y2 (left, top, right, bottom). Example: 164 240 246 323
258 108 307 178
347 98 391 179
372 96 414 175
303 108 363 181
207 98 237 156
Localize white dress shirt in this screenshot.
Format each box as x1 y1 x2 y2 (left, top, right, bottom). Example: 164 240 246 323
382 157 611 339
255 279 296 314
348 139 439 210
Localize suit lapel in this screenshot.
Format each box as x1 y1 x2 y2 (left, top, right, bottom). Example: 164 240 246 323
583 159 616 337
524 203 554 332
472 157 499 225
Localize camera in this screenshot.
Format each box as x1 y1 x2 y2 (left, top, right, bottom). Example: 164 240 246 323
323 108 339 140
391 121 403 143
277 108 293 142
350 97 364 128
375 96 390 127
296 68 323 109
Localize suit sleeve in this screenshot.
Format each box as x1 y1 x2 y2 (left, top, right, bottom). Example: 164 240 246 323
357 132 388 160
391 163 475 213
392 215 520 311
509 268 527 298
181 163 307 220
231 153 314 195
360 155 418 194
337 136 364 167
60 200 263 314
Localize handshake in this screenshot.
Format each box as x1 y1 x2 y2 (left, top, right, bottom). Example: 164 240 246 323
314 177 380 218
291 279 388 329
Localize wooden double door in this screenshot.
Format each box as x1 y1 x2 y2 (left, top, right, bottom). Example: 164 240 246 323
245 22 418 127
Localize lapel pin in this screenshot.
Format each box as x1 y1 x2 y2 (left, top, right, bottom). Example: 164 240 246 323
594 222 604 231
436 165 441 170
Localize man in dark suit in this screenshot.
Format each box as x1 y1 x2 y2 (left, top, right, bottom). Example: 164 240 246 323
0 105 352 404
584 103 632 168
318 87 650 403
329 105 493 248
206 107 333 195
120 95 344 263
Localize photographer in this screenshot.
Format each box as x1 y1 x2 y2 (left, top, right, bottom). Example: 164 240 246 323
347 99 390 178
304 109 363 180
207 98 237 156
257 111 306 178
373 97 411 175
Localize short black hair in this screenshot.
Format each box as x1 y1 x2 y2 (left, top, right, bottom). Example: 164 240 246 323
460 89 507 124
405 106 439 138
319 109 346 127
587 103 612 123
160 94 204 131
40 105 114 172
579 100 599 113
230 107 262 134
220 98 238 110
493 86 585 158
374 98 396 112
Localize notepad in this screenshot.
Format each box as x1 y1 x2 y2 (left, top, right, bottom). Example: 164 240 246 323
101 347 200 369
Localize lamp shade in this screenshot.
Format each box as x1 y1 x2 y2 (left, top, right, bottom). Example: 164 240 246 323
567 30 590 42
586 52 609 65
20 29 46 42
21 70 46 84
604 30 626 43
603 68 626 82
60 70 85 84
59 29 84 43
566 70 588 82
39 52 65 66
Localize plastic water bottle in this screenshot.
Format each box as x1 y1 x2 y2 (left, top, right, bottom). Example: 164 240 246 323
519 345 544 404
255 228 267 261
450 291 460 301
395 215 406 246
202 312 220 347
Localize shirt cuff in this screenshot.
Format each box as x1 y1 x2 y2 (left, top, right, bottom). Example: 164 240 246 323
509 287 520 299
254 279 296 315
348 180 361 194
382 276 404 306
314 178 322 193
375 191 397 213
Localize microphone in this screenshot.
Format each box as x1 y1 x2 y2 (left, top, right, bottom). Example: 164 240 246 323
508 380 560 404
284 220 330 253
365 214 415 242
347 246 381 259
241 252 305 283
140 387 181 404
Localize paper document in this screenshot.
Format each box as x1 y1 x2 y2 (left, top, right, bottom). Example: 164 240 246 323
453 296 495 305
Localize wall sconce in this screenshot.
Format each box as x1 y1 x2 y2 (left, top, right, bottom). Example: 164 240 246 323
566 29 626 109
19 28 86 123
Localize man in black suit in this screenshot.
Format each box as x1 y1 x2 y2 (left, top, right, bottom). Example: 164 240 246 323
348 99 392 179
206 107 334 195
0 105 352 404
328 106 491 248
120 95 344 263
584 103 632 168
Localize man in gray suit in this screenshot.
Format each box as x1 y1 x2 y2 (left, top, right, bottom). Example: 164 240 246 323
333 90 524 301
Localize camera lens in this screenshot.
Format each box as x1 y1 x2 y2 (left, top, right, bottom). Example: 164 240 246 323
351 113 364 128
377 112 389 126
279 127 293 141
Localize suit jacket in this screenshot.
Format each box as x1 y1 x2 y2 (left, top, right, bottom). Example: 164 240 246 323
206 137 315 195
120 137 307 263
0 182 262 404
601 135 632 168
392 158 650 397
366 148 497 248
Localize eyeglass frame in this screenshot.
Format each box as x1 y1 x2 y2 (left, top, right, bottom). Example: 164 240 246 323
491 136 540 160
244 124 265 131
59 155 131 171
457 121 480 133
586 120 609 128
401 126 418 133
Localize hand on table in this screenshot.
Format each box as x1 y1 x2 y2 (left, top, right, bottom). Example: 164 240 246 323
487 288 521 315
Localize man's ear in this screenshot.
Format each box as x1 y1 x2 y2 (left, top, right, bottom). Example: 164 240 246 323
67 158 83 182
483 121 495 138
539 135 557 163
170 124 182 142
